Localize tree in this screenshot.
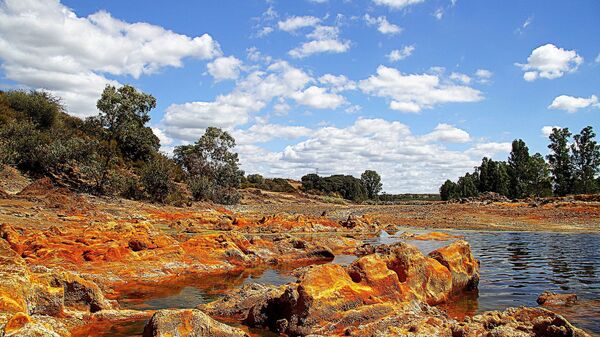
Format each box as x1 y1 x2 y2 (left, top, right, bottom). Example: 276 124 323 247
440 180 458 201
457 173 479 198
3 90 63 128
174 127 244 203
547 127 573 196
508 139 531 199
571 126 600 194
526 153 552 197
93 84 159 192
139 155 175 203
360 170 382 199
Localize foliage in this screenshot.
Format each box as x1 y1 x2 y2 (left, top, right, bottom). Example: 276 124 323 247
360 170 382 199
3 90 63 128
243 175 295 193
457 172 479 198
440 179 458 201
508 139 531 199
571 126 600 194
174 127 244 204
301 173 367 202
547 127 573 196
139 155 176 203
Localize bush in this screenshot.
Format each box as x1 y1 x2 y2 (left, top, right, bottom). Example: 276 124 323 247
139 156 175 203
212 187 241 205
246 174 264 185
188 175 214 201
3 90 63 128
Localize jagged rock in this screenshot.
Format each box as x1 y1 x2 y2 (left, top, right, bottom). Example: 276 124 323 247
537 291 578 307
200 283 285 319
428 240 480 292
142 309 248 337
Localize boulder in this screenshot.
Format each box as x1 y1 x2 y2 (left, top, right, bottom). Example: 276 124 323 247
537 291 578 307
428 240 480 293
142 309 248 337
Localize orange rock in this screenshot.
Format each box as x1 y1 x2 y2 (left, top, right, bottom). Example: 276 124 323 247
410 231 464 241
428 240 479 293
3 312 31 333
143 309 248 337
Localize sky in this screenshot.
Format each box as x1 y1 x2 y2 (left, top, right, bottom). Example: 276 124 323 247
0 0 598 193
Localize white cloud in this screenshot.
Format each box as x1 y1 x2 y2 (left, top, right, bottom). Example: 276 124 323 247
387 46 415 62
364 14 402 35
234 123 313 145
237 118 486 193
0 0 221 117
257 26 274 37
541 126 562 137
207 56 243 81
433 8 444 20
466 142 512 158
318 74 357 92
359 65 484 113
277 16 321 32
422 124 470 143
152 127 173 146
475 69 493 83
288 25 351 58
449 72 471 84
596 53 600 63
548 94 599 113
291 86 347 109
372 0 426 10
516 44 583 81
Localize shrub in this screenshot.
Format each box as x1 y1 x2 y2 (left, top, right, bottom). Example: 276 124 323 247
139 156 175 203
188 175 214 201
212 187 241 205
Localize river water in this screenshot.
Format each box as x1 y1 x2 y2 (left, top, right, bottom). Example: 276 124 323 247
114 229 600 335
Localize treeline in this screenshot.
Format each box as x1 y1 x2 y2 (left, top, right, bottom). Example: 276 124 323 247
300 170 382 202
440 126 600 201
242 174 296 193
0 86 243 205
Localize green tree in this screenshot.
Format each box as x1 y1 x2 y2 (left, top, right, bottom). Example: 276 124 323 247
439 179 458 201
571 126 600 194
3 90 63 128
139 155 175 203
547 127 573 196
174 127 244 203
508 139 531 199
93 84 159 192
476 158 510 196
526 153 552 197
360 170 382 199
493 161 510 196
457 173 479 198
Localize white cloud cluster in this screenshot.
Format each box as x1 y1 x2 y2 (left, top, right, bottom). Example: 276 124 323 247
516 44 583 81
359 65 484 113
234 123 313 145
277 16 321 32
364 14 402 35
372 0 426 10
548 94 599 113
387 46 415 62
236 118 508 193
207 56 243 81
475 69 493 83
318 74 357 92
288 25 351 58
162 60 347 141
449 72 471 84
0 0 221 117
465 142 512 158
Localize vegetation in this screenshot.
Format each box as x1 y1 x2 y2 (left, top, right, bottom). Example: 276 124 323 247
440 126 599 200
301 171 377 202
242 174 296 193
360 170 382 199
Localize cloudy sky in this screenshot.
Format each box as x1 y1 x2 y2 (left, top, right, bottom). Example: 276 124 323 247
1 0 598 193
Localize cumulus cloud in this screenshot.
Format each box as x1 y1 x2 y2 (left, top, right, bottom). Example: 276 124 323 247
516 44 583 81
541 126 562 137
318 74 357 92
422 124 470 143
475 69 493 83
359 65 484 113
449 72 471 84
207 56 243 81
288 25 351 58
234 123 313 145
236 118 490 193
291 86 346 109
372 0 426 10
466 142 512 158
548 94 599 113
387 46 415 62
278 16 321 32
364 14 402 35
0 0 221 117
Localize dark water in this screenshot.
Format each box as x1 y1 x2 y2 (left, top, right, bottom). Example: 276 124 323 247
114 229 600 335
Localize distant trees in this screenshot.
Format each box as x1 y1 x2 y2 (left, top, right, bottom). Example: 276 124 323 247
440 126 599 201
242 174 296 193
174 127 244 204
361 170 382 199
301 173 368 202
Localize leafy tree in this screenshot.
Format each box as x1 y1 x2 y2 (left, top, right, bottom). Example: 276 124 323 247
139 155 175 203
3 90 63 128
547 127 573 196
492 161 510 196
300 173 367 202
526 153 552 197
301 173 321 191
508 139 531 199
174 127 244 204
571 126 600 194
246 174 265 185
93 84 159 192
440 179 458 201
476 158 510 196
360 170 382 199
457 172 479 198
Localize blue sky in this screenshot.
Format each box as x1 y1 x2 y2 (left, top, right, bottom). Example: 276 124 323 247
0 0 598 192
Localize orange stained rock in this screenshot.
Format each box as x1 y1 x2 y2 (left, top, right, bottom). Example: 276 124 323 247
4 312 31 333
411 231 464 241
429 240 479 293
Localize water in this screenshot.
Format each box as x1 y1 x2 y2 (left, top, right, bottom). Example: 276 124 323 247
114 229 600 335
